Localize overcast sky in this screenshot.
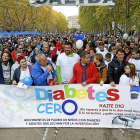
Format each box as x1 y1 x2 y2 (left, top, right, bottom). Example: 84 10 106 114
52 6 79 18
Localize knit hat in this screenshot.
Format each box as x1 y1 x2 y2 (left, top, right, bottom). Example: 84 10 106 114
17 56 25 63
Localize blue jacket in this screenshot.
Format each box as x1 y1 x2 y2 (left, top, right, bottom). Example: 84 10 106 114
31 59 57 86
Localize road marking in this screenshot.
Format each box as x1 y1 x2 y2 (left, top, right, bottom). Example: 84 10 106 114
42 128 49 140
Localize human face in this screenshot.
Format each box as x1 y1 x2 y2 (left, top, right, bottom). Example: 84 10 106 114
112 49 117 55
130 43 135 49
86 44 90 51
43 45 49 52
125 65 130 74
27 46 32 52
17 46 24 51
132 52 139 58
99 45 104 51
106 57 111 62
35 49 39 55
82 54 90 64
93 57 98 64
74 47 79 53
124 48 130 54
39 55 47 67
2 53 10 62
113 40 116 44
19 59 27 67
116 52 124 62
16 53 23 59
64 45 72 55
90 50 94 56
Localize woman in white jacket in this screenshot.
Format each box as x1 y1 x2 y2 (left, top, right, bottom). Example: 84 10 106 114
119 63 139 86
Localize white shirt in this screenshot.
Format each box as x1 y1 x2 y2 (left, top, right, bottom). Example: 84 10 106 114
96 48 108 60
56 53 80 83
20 66 31 82
105 60 111 69
128 58 140 70
50 46 55 51
119 74 139 86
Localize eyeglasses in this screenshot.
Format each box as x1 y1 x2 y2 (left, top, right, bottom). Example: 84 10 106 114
64 47 71 50
18 48 24 50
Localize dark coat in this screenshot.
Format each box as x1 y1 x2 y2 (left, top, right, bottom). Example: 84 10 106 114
0 59 14 84
107 57 129 84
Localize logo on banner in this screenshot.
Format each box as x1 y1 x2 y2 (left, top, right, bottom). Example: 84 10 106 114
35 85 120 115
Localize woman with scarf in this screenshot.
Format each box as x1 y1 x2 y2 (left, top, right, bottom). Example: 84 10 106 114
94 53 107 86
0 50 14 84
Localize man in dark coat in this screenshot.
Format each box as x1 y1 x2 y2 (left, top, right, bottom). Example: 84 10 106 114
107 48 129 87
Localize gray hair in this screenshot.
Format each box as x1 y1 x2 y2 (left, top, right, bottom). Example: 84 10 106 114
35 53 46 63
15 50 23 56
43 43 49 47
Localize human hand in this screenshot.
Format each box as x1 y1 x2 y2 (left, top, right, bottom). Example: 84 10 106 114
47 64 52 72
100 80 104 86
12 80 17 85
59 83 63 85
82 82 87 86
67 81 71 84
130 83 134 86
110 81 116 87
53 77 57 83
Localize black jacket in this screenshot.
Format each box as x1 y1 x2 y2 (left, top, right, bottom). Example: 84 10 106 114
107 57 129 84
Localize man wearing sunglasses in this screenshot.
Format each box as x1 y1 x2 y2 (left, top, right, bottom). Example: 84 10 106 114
11 45 26 61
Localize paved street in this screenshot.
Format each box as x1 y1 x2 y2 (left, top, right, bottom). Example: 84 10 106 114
1 127 140 140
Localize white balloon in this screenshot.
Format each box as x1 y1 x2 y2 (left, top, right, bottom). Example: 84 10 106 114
76 40 83 49
123 33 128 39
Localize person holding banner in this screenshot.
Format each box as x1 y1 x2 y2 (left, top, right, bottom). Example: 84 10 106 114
31 53 57 86
12 56 32 85
107 48 129 87
56 42 80 85
68 51 98 86
119 63 139 86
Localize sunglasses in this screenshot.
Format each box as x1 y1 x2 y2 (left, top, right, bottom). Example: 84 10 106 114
18 48 24 50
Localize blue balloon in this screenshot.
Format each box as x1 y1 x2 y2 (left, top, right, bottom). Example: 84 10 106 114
80 34 84 40
74 34 79 40
23 77 33 86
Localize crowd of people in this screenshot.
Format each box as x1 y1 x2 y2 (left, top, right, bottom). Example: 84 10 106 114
0 34 140 87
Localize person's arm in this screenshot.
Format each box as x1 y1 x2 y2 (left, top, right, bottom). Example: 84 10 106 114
56 65 62 83
107 62 114 83
70 64 77 83
119 75 123 85
100 68 107 83
31 68 50 85
86 64 98 84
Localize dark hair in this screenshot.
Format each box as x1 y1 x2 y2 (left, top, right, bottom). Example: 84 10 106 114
63 38 67 41
51 40 56 46
80 51 90 59
116 48 124 54
90 47 96 53
105 53 111 58
65 42 73 48
126 41 130 46
99 42 104 46
52 54 58 63
130 41 135 44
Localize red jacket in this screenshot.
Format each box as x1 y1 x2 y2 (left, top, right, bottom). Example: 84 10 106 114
70 61 98 84
50 42 64 58
11 51 26 61
138 37 140 44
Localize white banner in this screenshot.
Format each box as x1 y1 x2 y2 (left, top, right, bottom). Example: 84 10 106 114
30 0 115 7
0 84 140 129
